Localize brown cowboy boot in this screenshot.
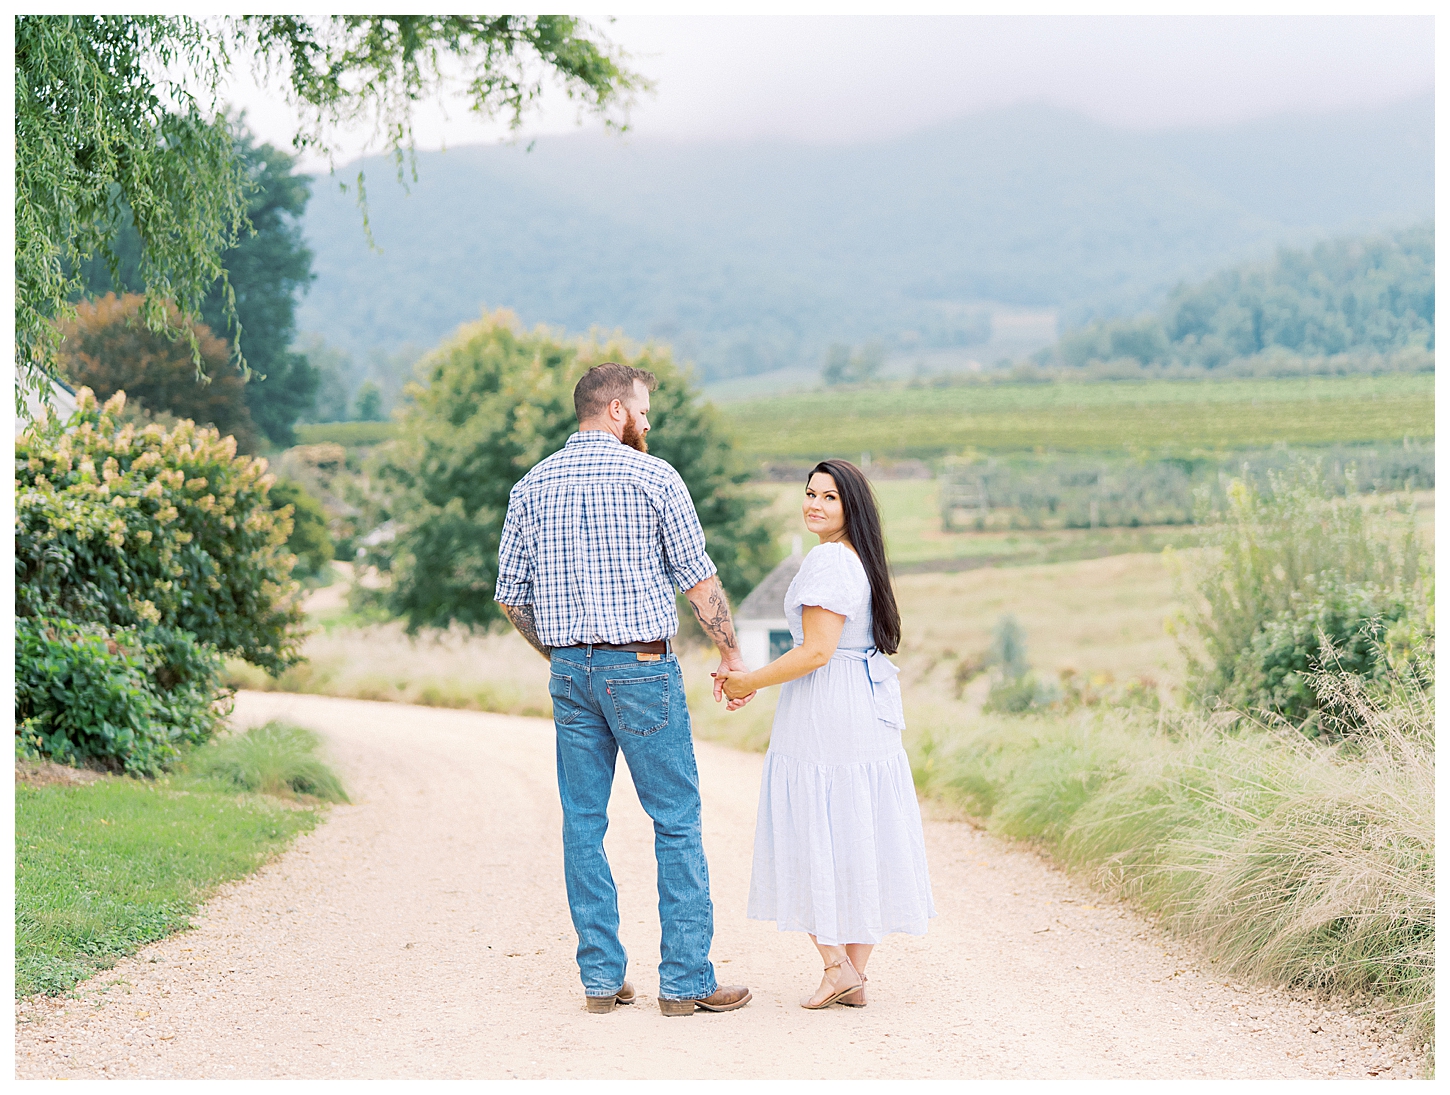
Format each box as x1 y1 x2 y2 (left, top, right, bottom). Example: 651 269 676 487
584 981 637 1014
658 984 752 1016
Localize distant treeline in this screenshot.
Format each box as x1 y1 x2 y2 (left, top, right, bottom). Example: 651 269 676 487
1037 225 1433 373
940 441 1433 532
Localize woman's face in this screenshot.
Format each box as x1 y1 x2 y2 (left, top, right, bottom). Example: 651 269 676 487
803 472 847 542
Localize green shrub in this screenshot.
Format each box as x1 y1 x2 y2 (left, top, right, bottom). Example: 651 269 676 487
15 617 225 775
1227 579 1408 732
1173 461 1422 713
185 721 348 802
15 388 306 673
267 478 335 579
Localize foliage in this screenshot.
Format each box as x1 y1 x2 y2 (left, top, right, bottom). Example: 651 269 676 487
15 388 307 673
56 293 258 451
17 13 643 400
374 312 778 633
988 613 1030 679
1230 580 1409 732
352 381 385 421
720 373 1432 464
16 617 226 776
266 479 335 579
1043 224 1434 370
15 774 320 997
1172 462 1424 718
16 15 248 401
184 721 348 802
80 126 319 447
908 657 1435 1045
821 341 885 386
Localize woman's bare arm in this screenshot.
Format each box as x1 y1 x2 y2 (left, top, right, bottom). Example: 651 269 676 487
716 606 846 700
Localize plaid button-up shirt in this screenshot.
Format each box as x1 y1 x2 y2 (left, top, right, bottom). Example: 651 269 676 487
493 431 718 647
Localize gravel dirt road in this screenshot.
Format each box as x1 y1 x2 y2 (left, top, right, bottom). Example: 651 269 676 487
15 691 1421 1079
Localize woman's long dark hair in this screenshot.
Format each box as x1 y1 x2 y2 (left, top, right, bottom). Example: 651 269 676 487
808 459 901 654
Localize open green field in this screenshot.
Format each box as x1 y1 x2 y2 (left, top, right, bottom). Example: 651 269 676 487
718 374 1434 463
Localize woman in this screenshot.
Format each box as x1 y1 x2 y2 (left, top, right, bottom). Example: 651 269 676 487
716 459 934 1009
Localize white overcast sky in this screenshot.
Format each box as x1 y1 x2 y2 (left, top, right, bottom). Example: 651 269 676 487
223 14 1435 170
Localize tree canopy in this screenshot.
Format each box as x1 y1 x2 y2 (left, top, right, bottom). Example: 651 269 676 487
1043 224 1434 370
372 312 778 634
79 125 320 446
16 14 645 403
58 293 258 452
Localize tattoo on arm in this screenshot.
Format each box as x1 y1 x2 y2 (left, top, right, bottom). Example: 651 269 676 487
501 603 551 660
687 576 738 653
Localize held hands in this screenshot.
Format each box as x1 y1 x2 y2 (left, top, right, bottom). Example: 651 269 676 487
712 656 757 710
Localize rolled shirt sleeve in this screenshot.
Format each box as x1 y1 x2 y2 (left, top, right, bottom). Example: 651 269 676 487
658 471 718 592
493 489 535 606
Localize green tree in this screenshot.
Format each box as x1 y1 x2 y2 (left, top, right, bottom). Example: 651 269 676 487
375 312 777 633
17 14 646 402
352 381 385 422
79 125 320 448
822 341 885 386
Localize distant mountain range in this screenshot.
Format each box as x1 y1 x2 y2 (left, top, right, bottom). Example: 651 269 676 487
296 94 1432 382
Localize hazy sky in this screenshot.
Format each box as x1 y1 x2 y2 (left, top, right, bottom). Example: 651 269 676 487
226 14 1434 170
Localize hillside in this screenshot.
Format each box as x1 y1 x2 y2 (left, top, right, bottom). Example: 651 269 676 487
297 95 1432 382
1043 224 1433 370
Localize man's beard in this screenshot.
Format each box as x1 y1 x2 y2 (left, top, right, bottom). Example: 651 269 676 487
621 413 648 453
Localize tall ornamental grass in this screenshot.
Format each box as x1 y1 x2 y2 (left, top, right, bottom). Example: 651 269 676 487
910 658 1433 1041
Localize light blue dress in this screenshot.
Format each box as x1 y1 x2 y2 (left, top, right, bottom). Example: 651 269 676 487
747 542 936 945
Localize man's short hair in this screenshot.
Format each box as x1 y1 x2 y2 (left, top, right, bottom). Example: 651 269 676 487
574 362 658 423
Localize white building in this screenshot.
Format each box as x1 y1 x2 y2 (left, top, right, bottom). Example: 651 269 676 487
734 537 804 670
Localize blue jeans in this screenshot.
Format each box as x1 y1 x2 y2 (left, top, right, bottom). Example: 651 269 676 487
548 646 718 1002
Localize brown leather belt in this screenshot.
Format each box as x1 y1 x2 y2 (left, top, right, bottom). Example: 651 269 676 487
557 639 669 655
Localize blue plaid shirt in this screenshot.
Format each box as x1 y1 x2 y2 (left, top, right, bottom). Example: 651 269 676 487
494 431 718 647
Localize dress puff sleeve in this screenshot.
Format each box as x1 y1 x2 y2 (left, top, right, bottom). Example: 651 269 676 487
787 542 868 619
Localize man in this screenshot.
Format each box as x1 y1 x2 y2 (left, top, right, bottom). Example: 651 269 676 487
494 361 754 1017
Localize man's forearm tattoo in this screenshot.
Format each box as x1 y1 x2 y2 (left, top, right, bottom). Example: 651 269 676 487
689 576 738 652
502 603 551 659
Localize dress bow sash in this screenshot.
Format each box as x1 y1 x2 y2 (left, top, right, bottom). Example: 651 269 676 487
831 647 906 730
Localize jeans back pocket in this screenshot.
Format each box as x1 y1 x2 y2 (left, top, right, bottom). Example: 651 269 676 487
605 672 670 737
548 671 581 725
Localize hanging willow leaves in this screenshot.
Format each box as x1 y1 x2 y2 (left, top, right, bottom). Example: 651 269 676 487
16 14 645 408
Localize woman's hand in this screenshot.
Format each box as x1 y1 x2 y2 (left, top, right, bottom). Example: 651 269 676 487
713 668 756 702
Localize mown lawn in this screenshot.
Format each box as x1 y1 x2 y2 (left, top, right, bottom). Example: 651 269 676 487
15 776 320 997
718 374 1434 462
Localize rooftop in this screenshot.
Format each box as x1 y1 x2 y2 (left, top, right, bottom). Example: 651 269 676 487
737 551 804 621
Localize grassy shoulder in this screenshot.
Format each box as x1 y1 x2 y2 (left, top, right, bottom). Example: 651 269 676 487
906 692 1434 1051
15 723 346 999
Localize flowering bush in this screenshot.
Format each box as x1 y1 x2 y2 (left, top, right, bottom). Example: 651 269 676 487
16 388 306 672
15 388 307 771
